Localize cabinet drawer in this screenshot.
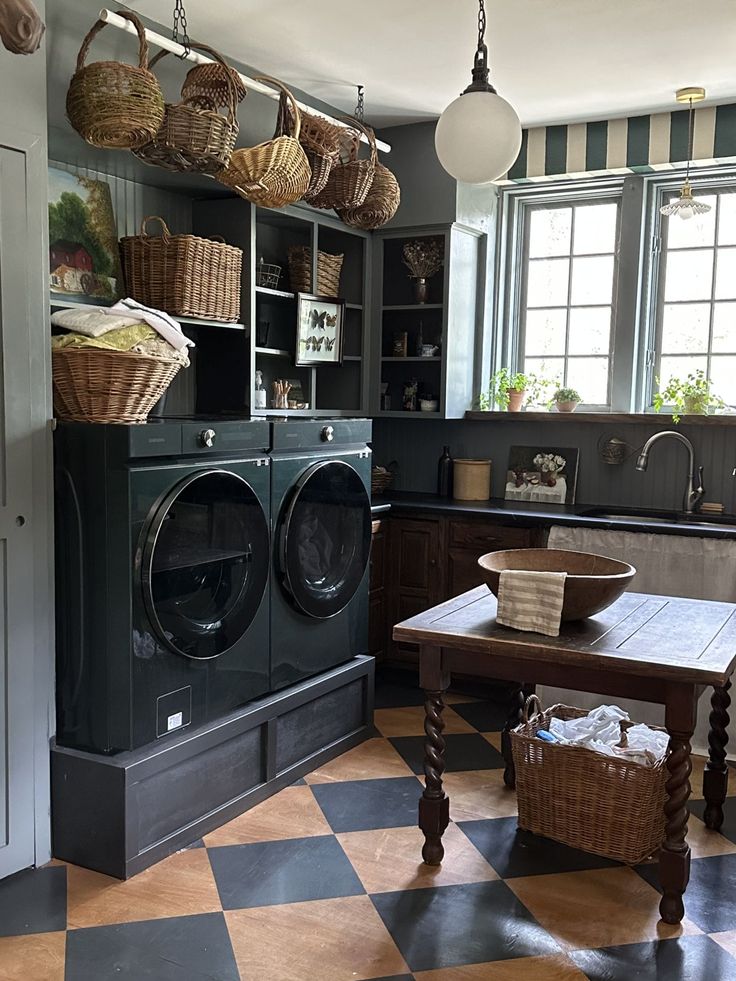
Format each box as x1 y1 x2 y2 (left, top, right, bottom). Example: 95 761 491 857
449 519 532 550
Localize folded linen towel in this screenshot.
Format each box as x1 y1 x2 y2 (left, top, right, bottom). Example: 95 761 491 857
496 569 567 637
51 307 138 337
103 298 194 353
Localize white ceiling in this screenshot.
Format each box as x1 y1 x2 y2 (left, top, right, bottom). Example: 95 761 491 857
126 0 736 129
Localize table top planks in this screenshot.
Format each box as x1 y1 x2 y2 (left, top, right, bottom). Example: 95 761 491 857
392 586 736 686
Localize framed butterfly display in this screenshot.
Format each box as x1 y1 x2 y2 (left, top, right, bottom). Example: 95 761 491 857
295 293 345 366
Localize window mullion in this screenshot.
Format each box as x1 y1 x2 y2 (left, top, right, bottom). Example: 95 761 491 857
564 210 575 388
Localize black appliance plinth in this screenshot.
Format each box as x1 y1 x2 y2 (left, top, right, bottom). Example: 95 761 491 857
51 656 374 879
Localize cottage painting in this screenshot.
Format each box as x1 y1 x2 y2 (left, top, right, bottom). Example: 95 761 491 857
48 167 121 303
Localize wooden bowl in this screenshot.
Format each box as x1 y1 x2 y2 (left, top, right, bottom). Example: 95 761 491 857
478 548 636 621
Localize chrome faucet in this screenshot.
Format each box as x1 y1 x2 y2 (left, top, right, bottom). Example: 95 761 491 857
635 431 705 514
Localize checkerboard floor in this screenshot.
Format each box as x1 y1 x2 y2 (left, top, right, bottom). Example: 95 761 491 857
4 669 736 980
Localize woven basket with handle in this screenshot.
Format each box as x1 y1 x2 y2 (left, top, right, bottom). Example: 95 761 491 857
66 10 165 150
274 94 343 199
309 121 377 211
181 61 247 108
338 125 400 228
511 695 668 865
134 43 240 175
120 216 243 322
288 246 344 296
216 77 311 208
52 348 180 424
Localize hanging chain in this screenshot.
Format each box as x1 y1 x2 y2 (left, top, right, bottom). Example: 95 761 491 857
685 97 694 182
355 85 365 123
172 0 191 59
477 0 486 49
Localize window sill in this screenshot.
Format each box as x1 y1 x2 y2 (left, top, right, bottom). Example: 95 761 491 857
464 410 736 426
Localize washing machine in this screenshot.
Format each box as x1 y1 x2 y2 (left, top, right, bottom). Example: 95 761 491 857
54 418 271 754
269 418 372 690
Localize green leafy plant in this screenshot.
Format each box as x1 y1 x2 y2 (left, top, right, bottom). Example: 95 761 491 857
653 369 724 423
552 386 581 403
476 368 555 410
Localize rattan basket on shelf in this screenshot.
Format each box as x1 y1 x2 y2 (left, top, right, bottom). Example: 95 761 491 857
511 696 668 865
288 246 343 296
120 216 242 322
371 465 395 495
66 10 165 150
309 120 377 211
52 348 181 424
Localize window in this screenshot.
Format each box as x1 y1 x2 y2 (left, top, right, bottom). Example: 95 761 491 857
652 186 736 407
516 198 620 406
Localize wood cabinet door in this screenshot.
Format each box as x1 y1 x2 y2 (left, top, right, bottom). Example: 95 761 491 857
388 517 444 660
446 520 537 599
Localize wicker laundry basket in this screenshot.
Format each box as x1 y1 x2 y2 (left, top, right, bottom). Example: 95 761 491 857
288 246 343 296
511 696 668 865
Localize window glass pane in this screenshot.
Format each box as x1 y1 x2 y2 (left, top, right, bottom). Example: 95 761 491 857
568 307 611 355
718 193 736 246
570 256 614 305
566 357 609 404
713 302 736 353
524 357 564 391
710 356 736 404
527 257 569 306
664 196 717 249
528 208 571 258
715 247 736 300
663 250 714 301
573 203 618 255
658 355 708 390
661 302 711 354
524 309 566 356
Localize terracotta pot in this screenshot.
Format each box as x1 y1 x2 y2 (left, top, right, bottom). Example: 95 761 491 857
556 400 578 413
507 389 525 412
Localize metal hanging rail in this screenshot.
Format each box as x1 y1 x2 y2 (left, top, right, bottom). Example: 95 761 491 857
98 8 391 153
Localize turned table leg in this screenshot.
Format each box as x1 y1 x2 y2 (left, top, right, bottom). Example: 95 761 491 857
659 690 696 925
419 688 450 865
704 680 731 831
502 683 535 789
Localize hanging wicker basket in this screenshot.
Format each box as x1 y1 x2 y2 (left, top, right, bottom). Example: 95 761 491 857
66 10 165 150
181 61 247 108
52 348 181 424
216 76 311 208
134 43 240 175
288 246 344 296
274 94 344 200
309 120 377 211
338 158 401 229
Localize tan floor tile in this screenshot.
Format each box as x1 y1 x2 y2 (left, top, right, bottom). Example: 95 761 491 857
415 953 587 980
0 932 66 981
686 755 736 801
304 737 414 784
204 786 331 847
374 705 476 737
337 822 497 893
483 731 504 753
225 895 409 981
66 848 221 928
710 930 736 958
507 866 702 950
687 814 736 858
442 769 518 822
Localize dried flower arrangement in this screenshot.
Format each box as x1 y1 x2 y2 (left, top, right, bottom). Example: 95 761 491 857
402 237 444 279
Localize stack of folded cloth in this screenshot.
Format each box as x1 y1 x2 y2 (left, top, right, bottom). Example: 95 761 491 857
496 568 567 637
51 298 195 366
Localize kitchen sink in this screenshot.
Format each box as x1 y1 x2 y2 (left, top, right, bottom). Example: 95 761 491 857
581 507 736 529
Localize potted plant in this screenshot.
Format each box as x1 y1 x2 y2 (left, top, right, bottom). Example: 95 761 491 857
653 369 724 423
552 386 581 413
402 238 444 304
477 369 550 412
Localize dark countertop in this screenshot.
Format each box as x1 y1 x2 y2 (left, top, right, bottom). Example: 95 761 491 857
371 491 736 540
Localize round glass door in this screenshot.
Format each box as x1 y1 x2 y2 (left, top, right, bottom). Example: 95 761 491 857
279 460 371 619
142 470 269 659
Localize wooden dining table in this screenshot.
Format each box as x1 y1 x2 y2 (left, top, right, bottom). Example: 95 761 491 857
392 585 736 925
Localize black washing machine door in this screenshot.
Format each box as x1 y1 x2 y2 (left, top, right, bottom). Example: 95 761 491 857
279 459 371 619
142 469 269 659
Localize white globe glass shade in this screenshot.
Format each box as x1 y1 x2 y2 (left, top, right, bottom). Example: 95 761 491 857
435 90 522 184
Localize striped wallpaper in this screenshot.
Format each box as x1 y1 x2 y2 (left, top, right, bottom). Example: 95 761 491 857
501 102 736 183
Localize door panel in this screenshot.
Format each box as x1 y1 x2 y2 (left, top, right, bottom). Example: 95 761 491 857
0 144 36 878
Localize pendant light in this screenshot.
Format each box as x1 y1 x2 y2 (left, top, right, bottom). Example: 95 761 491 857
660 87 712 221
435 0 521 184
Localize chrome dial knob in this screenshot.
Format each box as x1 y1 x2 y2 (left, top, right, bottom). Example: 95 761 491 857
321 425 334 443
199 428 216 448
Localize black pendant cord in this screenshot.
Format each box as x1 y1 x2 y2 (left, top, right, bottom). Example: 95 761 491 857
172 0 191 59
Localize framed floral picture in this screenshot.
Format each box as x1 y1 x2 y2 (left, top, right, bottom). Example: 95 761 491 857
295 293 345 366
505 445 580 506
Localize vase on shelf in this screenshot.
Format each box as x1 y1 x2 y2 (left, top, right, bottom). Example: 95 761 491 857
413 278 429 304
507 389 525 412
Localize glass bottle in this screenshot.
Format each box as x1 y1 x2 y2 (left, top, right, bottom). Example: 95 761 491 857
437 445 453 497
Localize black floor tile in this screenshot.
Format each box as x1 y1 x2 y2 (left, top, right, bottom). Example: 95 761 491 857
459 816 619 878
0 865 67 937
636 852 736 933
571 935 736 981
208 834 364 910
64 912 239 980
184 838 205 849
448 699 510 732
290 777 307 787
389 733 505 774
368 976 415 981
374 682 426 710
311 776 423 833
371 880 560 972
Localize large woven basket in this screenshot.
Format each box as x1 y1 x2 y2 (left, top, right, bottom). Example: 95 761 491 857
511 697 668 865
52 348 180 424
181 61 247 108
310 121 377 211
275 94 343 200
288 246 343 296
120 216 242 322
338 159 401 229
134 43 239 175
66 11 165 150
217 77 311 208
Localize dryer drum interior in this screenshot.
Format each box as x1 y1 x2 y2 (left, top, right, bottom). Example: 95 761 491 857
142 469 270 659
279 459 371 620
